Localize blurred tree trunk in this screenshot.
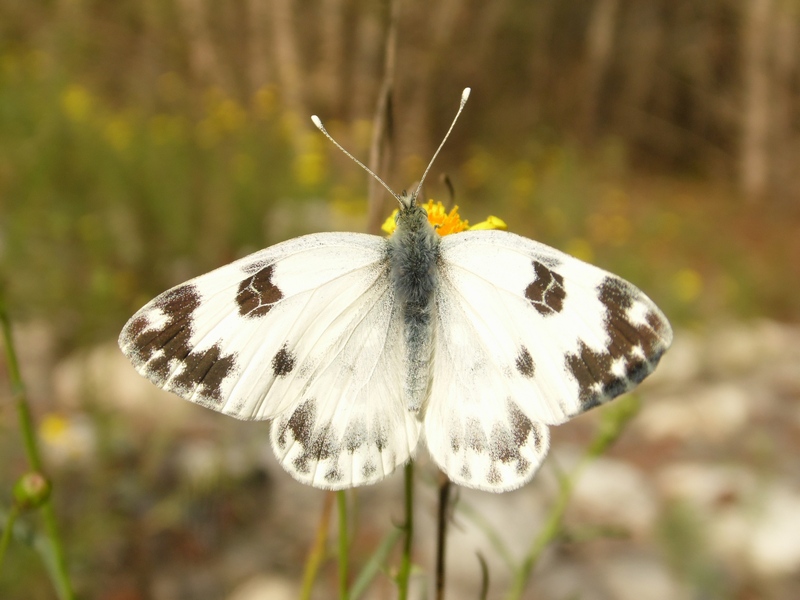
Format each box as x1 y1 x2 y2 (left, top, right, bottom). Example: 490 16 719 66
271 0 306 118
526 1 558 130
246 0 272 94
613 3 663 150
139 0 163 109
580 0 620 145
403 0 464 162
315 0 346 113
350 2 383 121
175 0 229 89
741 0 772 203
770 5 798 204
366 0 398 235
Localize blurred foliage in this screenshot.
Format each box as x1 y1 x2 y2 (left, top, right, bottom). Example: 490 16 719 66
1 46 798 353
0 51 324 344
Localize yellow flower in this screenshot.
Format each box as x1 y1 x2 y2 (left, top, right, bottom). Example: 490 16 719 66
673 268 703 303
40 413 69 442
104 116 133 152
61 84 93 122
381 200 507 236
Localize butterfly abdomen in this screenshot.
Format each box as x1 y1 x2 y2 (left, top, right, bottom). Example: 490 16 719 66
388 205 441 412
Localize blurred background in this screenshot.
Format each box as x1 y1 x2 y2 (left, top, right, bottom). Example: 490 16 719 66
1 0 799 598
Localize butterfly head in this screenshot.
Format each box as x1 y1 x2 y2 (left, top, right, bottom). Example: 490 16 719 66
394 191 431 233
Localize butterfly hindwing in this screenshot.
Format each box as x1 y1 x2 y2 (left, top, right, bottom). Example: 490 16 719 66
119 232 421 489
424 230 672 492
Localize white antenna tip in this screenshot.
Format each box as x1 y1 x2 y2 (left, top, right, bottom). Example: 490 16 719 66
461 88 471 102
311 115 324 130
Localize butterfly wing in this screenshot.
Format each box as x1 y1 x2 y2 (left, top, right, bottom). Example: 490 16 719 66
425 230 672 492
119 232 420 489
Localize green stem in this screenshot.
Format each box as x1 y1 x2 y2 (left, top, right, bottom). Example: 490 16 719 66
397 461 414 600
0 309 41 472
300 492 335 600
0 506 19 570
0 301 75 600
337 491 350 600
505 397 641 600
505 462 583 600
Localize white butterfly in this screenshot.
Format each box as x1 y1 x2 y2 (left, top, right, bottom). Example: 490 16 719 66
119 89 672 492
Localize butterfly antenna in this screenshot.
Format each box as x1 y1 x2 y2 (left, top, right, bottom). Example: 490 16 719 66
412 87 471 202
310 115 401 203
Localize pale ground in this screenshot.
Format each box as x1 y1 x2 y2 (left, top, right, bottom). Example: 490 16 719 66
4 319 800 599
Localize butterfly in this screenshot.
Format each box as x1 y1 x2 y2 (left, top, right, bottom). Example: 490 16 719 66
119 89 672 492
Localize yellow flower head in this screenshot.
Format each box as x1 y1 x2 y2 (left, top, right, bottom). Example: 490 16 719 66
381 200 507 236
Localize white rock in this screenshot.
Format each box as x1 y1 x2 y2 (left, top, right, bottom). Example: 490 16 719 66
657 462 755 509
708 507 752 567
660 467 800 578
226 574 297 600
601 552 689 600
635 383 750 442
705 320 799 375
53 341 196 424
644 329 703 387
749 485 800 576
570 456 658 535
532 561 603 600
175 438 224 487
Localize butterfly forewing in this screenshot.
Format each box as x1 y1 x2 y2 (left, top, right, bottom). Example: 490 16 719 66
119 232 422 489
424 230 672 492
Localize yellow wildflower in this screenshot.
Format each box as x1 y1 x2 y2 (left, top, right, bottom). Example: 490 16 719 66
104 116 133 152
381 200 507 236
61 84 93 122
673 268 703 303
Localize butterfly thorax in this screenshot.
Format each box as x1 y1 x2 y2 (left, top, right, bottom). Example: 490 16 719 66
387 202 440 412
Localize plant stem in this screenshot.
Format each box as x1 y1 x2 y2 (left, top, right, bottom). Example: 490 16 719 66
0 301 75 600
505 397 641 599
350 528 403 600
435 476 451 600
300 491 335 600
397 461 414 600
506 463 581 600
0 506 19 570
477 552 490 600
337 491 350 600
1 310 41 472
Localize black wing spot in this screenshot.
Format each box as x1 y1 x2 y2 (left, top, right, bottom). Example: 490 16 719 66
465 418 487 453
277 399 315 451
371 416 389 451
125 284 239 403
343 418 367 454
565 277 668 412
173 343 237 405
525 261 567 316
237 264 283 317
272 344 296 378
129 285 201 378
277 401 343 477
362 460 377 479
515 347 535 378
325 465 344 483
